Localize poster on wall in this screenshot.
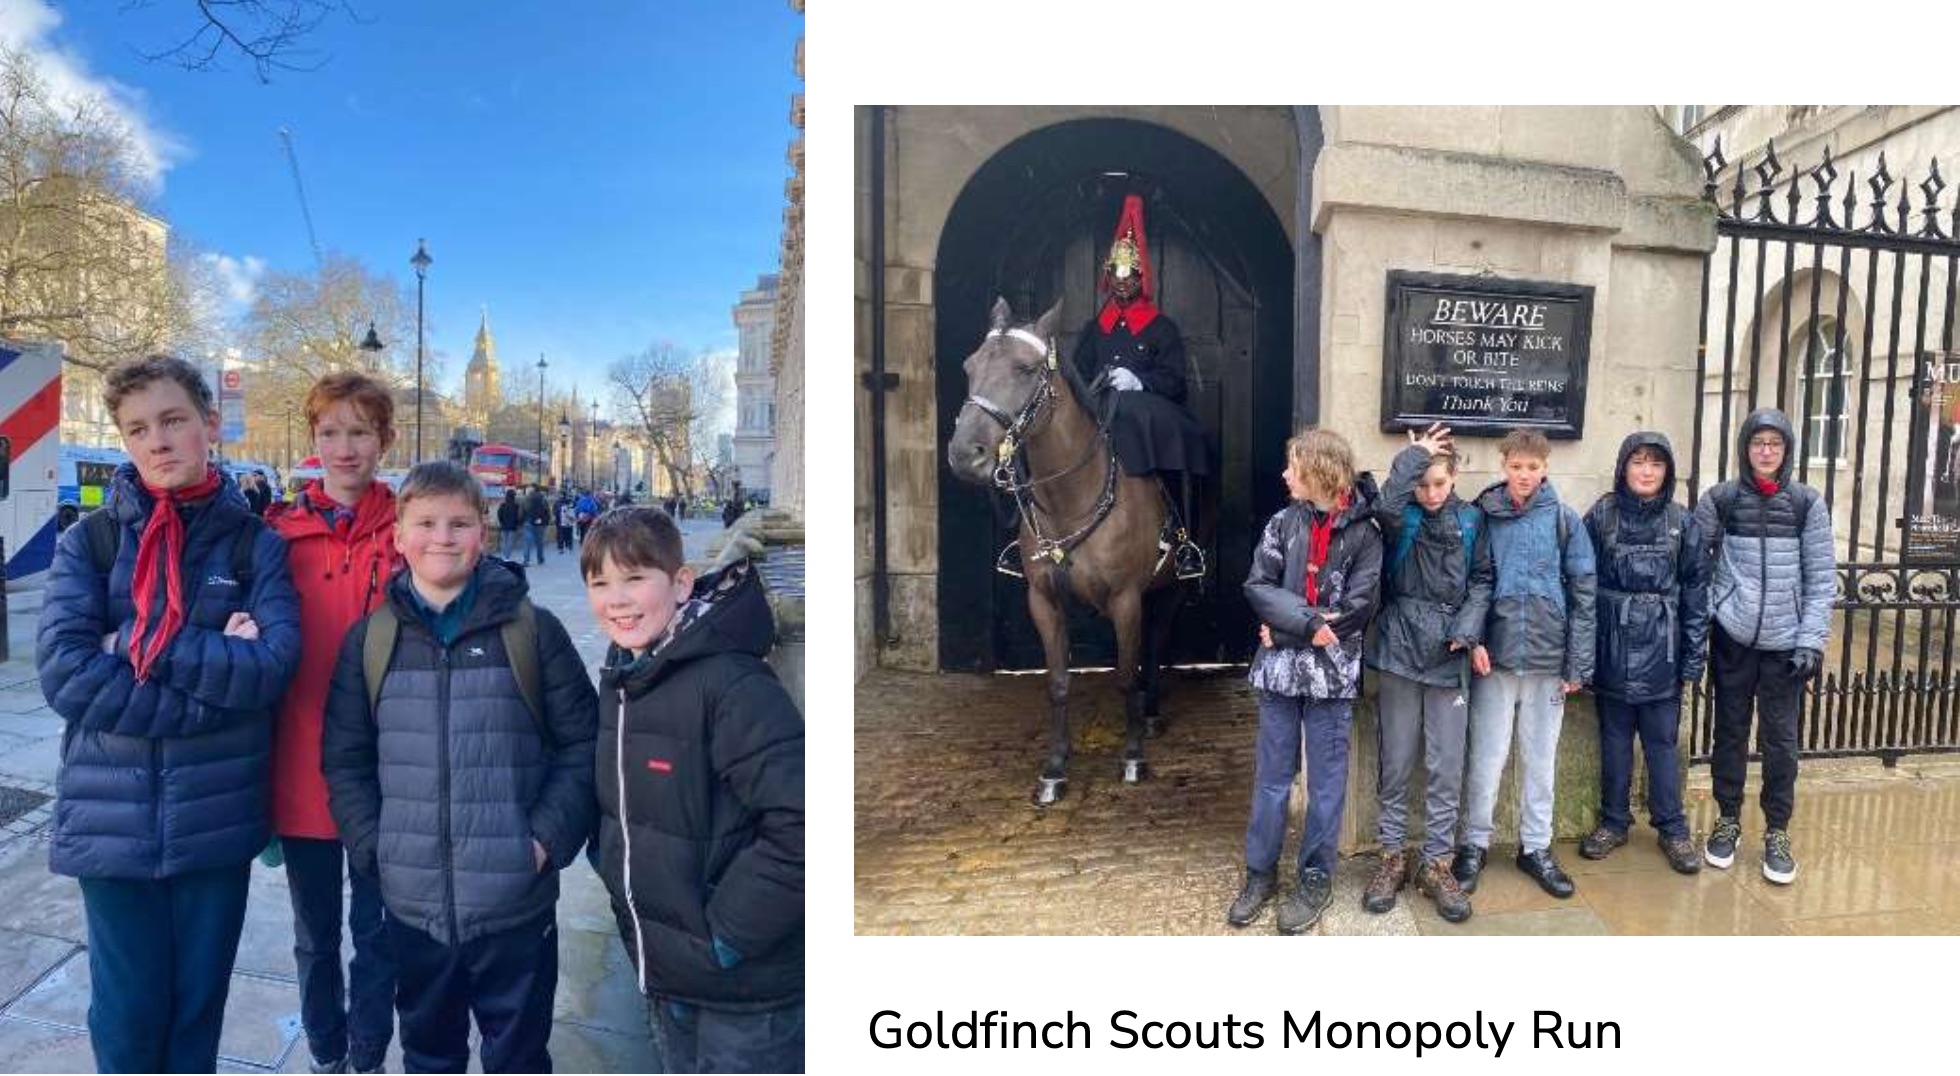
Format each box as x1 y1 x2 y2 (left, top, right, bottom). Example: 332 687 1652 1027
1907 350 1960 562
1381 271 1594 439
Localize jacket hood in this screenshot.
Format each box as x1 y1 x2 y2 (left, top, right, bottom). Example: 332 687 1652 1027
602 557 777 694
1613 431 1677 504
267 479 397 543
105 461 249 525
1737 407 1797 485
1474 475 1564 519
385 555 531 633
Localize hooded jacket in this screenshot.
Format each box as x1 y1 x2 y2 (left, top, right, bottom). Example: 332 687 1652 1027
1244 473 1384 699
1584 433 1711 702
36 464 302 879
1467 475 1597 682
1364 445 1486 687
265 480 400 839
594 559 804 1010
322 559 598 946
1692 407 1836 653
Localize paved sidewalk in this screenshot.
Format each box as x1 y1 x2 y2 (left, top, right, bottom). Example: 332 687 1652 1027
856 668 1960 935
0 516 726 1072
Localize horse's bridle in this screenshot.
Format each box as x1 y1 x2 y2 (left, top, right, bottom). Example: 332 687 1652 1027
962 326 1118 567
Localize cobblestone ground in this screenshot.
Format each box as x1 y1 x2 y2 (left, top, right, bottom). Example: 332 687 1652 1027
0 516 727 1073
856 668 1960 936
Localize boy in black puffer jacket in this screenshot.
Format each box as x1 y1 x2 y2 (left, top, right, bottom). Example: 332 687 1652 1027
1580 432 1710 875
581 506 804 1074
323 461 598 1074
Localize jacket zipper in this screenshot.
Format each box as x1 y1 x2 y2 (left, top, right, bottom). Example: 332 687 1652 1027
616 684 649 994
1749 490 1770 647
439 644 458 943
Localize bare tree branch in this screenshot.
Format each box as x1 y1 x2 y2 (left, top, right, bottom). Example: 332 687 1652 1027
123 1 361 83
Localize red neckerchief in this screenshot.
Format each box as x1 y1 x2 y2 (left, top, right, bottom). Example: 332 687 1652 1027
129 465 226 682
1097 296 1160 335
1303 494 1351 605
1753 475 1780 496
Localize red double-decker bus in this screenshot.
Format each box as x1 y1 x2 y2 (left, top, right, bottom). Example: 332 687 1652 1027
469 442 549 497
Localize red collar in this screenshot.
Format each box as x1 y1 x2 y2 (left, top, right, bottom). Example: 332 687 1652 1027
1097 297 1159 335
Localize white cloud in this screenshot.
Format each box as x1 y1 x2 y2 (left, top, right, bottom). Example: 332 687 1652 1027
0 0 187 191
201 252 267 310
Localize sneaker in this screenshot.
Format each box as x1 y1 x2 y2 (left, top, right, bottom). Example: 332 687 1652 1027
1579 825 1628 860
1763 829 1798 884
1225 866 1277 927
309 1059 348 1075
1659 833 1702 875
1450 843 1487 895
1276 867 1333 935
1362 849 1407 914
1514 847 1576 898
1704 816 1741 869
1415 857 1473 924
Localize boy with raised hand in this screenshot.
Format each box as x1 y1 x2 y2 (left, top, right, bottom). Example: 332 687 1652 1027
323 460 597 1074
36 354 302 1073
1452 427 1596 899
1230 429 1384 935
1362 422 1480 924
1580 432 1710 875
1694 408 1835 884
583 506 805 1072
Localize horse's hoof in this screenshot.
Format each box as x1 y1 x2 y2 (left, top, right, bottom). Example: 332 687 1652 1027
1032 777 1067 807
1122 758 1147 784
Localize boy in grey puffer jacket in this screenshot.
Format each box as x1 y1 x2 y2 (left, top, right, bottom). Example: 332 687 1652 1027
1693 407 1835 885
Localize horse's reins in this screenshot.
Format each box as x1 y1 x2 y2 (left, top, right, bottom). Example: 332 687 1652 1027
963 327 1119 567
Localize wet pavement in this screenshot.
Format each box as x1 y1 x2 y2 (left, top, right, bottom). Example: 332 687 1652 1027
0 516 726 1073
855 668 1960 935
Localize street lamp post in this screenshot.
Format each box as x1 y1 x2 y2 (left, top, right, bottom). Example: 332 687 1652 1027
283 404 295 474
411 239 432 463
588 400 599 487
358 322 386 463
556 411 571 488
536 353 548 460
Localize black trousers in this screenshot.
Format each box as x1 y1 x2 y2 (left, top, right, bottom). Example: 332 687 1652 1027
389 911 558 1074
1710 623 1804 830
651 997 804 1074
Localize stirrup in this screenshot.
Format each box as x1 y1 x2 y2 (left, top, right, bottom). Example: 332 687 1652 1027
1173 537 1206 581
995 541 1025 578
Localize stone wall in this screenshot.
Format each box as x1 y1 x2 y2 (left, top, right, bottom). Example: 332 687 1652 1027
1311 105 1715 843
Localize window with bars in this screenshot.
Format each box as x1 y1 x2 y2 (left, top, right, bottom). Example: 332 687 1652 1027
1796 318 1850 466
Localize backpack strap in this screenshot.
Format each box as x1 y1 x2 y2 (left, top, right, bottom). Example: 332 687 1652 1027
83 508 119 576
363 605 400 717
1454 504 1480 568
501 601 554 750
1387 503 1423 581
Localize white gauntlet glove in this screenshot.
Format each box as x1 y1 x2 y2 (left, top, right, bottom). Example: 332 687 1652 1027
1108 366 1143 392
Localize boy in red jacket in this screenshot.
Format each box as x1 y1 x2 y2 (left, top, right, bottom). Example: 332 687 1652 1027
265 373 401 1075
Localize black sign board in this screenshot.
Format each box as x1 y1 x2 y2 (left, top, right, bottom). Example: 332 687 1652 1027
1381 271 1594 439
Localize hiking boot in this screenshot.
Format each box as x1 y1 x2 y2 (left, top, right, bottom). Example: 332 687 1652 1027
1704 816 1741 869
1763 829 1798 885
1579 825 1628 860
1362 849 1408 914
1659 833 1701 875
1450 843 1487 895
1225 867 1277 927
1415 857 1473 924
1276 867 1333 935
1515 847 1576 898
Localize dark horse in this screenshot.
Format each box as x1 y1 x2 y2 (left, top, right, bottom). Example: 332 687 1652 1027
946 297 1190 806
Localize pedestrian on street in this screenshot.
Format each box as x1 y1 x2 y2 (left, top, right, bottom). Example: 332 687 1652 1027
1579 432 1710 877
1694 409 1836 884
581 507 805 1072
575 489 600 545
1230 428 1383 935
497 488 522 561
36 354 302 1073
1358 424 1479 924
265 372 403 1075
524 485 551 565
557 492 577 552
324 461 597 1073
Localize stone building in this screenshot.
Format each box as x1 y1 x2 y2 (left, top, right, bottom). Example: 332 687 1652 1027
856 105 1720 842
462 307 503 430
733 275 779 501
769 13 806 522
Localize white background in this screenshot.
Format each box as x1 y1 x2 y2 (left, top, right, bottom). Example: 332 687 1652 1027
806 3 1956 1071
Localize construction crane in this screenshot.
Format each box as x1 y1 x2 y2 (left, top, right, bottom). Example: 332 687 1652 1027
277 127 325 270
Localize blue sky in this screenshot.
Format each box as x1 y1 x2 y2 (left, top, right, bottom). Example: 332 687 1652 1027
4 0 800 408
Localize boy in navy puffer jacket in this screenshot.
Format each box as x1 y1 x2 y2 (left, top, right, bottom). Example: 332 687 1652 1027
1579 432 1709 876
